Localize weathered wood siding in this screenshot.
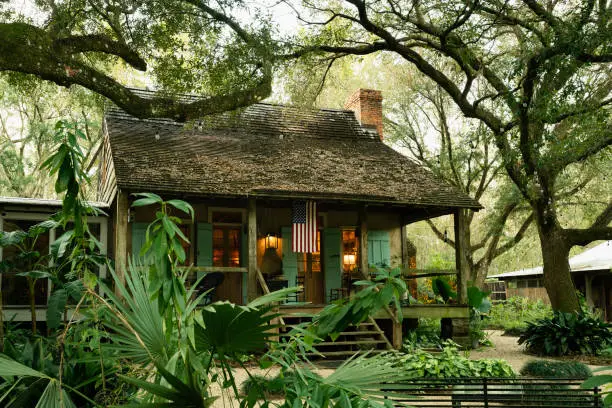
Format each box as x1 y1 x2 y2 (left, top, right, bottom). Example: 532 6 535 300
97 121 118 204
506 287 550 304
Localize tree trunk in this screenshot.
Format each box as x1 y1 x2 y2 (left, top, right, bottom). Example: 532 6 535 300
28 277 37 335
538 227 580 312
471 264 488 291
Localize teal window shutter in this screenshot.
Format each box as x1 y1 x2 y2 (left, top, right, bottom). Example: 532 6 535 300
196 223 213 281
131 222 149 261
368 230 391 268
281 227 298 287
323 228 342 302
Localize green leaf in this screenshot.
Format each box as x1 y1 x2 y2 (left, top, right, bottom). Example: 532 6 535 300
0 230 27 247
17 270 53 280
582 375 612 389
167 200 194 218
194 302 279 355
47 288 68 330
132 192 163 207
0 354 50 378
36 380 76 408
50 230 74 258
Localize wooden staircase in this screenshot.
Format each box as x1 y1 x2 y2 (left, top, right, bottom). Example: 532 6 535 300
281 316 394 359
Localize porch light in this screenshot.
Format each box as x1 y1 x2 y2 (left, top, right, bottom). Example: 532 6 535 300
266 233 278 249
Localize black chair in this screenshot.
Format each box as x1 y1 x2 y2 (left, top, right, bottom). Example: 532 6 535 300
197 272 225 305
287 275 305 303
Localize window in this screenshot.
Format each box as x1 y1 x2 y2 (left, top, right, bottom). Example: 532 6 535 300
209 209 244 267
342 229 358 273
212 227 241 267
0 214 107 307
1 219 50 306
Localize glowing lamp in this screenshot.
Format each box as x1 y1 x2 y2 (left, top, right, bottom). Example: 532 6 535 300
266 234 278 249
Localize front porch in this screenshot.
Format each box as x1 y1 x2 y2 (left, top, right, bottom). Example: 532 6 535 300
115 192 473 350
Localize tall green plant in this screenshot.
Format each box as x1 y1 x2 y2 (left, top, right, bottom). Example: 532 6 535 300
311 267 406 340
130 193 194 314
39 120 106 330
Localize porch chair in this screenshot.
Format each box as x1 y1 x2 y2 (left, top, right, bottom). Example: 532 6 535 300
196 272 225 305
287 275 305 303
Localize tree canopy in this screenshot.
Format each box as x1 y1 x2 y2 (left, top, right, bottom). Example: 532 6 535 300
0 0 278 120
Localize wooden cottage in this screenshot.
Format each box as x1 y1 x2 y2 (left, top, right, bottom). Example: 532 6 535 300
98 88 481 349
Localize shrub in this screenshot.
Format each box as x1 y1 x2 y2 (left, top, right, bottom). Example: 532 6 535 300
396 342 515 378
403 318 443 349
487 297 552 333
241 374 288 398
520 360 592 379
521 360 594 407
518 311 612 356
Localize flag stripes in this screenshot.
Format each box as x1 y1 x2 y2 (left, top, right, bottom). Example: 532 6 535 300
292 200 318 253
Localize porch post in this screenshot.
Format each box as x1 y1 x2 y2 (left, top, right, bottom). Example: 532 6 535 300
359 206 368 279
247 198 258 301
114 190 129 295
585 274 594 309
454 208 469 304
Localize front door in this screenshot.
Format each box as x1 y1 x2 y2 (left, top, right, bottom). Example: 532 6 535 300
298 231 324 304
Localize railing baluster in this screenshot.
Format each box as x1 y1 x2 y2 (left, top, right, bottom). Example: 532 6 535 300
594 386 600 408
483 377 488 408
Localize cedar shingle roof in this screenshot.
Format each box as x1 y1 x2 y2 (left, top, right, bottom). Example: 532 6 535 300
104 102 481 209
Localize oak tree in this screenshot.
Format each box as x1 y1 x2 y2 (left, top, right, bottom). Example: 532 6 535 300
0 0 276 121
291 0 612 311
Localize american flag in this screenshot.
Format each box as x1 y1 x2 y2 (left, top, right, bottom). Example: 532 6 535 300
292 200 318 253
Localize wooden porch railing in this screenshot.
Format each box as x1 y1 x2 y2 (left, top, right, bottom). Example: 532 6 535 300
256 268 285 326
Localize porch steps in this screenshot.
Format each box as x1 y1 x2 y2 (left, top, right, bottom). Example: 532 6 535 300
304 319 393 359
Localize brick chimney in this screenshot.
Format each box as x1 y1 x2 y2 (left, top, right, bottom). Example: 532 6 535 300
344 89 383 140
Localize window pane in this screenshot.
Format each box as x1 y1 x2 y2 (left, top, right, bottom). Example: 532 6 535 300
228 229 240 267
342 230 357 273
212 227 242 267
1 219 49 306
212 229 225 266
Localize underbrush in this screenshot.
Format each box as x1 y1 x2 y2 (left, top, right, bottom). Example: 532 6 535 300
487 297 552 335
520 360 592 379
399 342 515 378
518 311 612 356
403 318 443 349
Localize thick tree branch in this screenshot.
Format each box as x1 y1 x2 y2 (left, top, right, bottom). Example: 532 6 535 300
425 219 456 249
53 35 146 71
591 201 612 229
0 22 272 121
566 227 612 246
492 212 534 258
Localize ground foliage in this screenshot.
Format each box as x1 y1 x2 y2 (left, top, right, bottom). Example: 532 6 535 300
521 360 592 379
518 311 612 356
487 297 553 335
399 342 514 379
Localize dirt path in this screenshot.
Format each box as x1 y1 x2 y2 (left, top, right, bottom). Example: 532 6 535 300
469 330 610 373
